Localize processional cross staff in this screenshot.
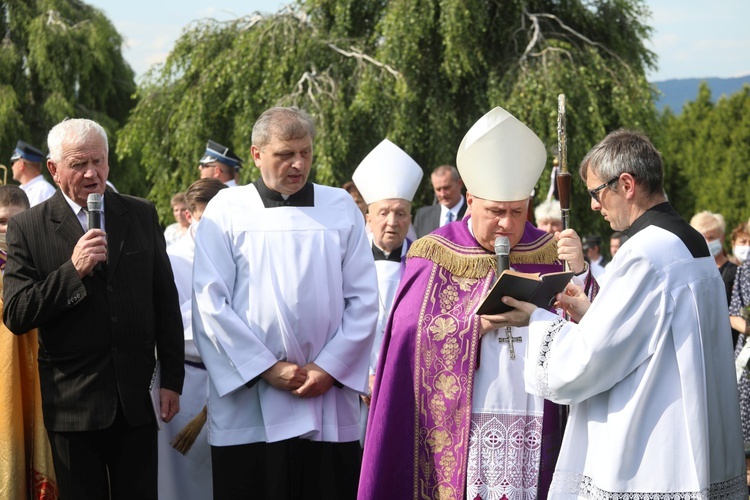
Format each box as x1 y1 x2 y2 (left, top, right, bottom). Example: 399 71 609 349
495 97 571 361
557 93 572 273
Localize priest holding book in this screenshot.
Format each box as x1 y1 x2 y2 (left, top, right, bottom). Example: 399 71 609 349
359 106 594 500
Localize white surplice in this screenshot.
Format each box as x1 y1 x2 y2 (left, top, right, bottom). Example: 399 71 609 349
468 323 546 500
465 220 570 500
368 236 409 375
360 237 408 444
158 224 213 500
525 224 746 498
192 183 378 446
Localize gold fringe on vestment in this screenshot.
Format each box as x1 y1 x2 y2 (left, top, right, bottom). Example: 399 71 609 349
407 233 560 279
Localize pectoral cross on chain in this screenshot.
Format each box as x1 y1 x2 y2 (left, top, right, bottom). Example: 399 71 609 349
498 326 522 360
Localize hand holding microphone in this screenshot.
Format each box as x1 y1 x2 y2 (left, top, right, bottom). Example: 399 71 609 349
72 194 107 277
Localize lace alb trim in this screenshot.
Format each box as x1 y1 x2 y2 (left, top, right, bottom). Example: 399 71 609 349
466 412 543 500
536 318 565 400
550 471 747 500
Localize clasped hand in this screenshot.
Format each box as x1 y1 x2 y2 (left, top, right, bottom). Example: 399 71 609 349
261 361 334 399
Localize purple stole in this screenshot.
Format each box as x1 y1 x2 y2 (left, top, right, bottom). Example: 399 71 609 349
359 219 564 500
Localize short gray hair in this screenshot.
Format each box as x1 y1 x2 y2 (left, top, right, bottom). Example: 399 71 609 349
579 129 664 197
431 165 460 182
47 118 108 164
251 107 316 149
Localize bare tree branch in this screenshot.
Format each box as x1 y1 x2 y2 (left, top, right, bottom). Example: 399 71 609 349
521 10 632 73
327 44 401 78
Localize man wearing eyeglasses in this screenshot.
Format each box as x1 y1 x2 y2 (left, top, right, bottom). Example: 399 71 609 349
503 129 745 496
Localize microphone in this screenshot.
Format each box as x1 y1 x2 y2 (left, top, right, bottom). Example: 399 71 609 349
87 193 103 231
494 236 510 280
87 193 104 272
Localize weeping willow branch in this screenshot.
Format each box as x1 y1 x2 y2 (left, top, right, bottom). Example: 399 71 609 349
327 44 401 78
517 9 638 88
290 68 337 111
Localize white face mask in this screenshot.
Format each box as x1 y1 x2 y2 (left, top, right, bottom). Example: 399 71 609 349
734 245 750 264
706 238 723 257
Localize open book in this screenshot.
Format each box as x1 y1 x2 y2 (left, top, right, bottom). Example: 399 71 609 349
475 269 575 315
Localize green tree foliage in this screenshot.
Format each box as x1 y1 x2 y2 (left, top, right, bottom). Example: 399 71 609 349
658 82 750 240
0 0 137 190
118 0 658 229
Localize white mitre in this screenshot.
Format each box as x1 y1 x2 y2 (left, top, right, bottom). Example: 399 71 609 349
456 106 547 202
352 139 424 205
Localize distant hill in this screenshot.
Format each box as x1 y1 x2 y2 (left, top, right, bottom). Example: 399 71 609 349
652 75 750 114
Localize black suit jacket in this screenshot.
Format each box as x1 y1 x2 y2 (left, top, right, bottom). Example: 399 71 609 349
413 198 467 238
3 190 184 431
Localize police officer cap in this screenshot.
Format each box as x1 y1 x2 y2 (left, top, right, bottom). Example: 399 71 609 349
10 140 45 164
199 140 243 170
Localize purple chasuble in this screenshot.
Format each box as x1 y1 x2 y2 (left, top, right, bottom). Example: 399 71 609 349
358 219 566 500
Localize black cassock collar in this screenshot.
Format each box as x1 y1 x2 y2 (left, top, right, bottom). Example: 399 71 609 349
254 178 314 208
372 243 403 262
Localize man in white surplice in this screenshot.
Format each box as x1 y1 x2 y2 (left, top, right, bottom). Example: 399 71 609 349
501 129 746 498
158 178 227 500
192 107 378 500
351 138 423 431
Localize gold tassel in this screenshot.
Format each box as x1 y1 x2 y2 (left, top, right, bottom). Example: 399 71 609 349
170 406 207 455
408 237 494 278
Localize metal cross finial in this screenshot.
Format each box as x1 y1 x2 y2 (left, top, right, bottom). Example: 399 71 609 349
498 326 522 360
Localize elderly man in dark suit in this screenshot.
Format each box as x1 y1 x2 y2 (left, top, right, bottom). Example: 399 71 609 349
413 164 467 238
3 118 184 500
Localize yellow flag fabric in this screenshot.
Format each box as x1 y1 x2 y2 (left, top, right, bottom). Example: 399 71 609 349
0 298 59 499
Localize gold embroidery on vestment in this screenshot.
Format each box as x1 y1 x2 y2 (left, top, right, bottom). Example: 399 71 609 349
413 262 492 499
427 429 452 453
435 373 459 400
429 316 457 341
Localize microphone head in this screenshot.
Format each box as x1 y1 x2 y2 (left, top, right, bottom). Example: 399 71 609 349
87 193 103 212
494 236 510 255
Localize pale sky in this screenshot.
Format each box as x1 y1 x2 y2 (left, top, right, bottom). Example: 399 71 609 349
87 0 750 83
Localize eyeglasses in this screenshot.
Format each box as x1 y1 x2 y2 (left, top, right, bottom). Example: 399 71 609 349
588 176 620 203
